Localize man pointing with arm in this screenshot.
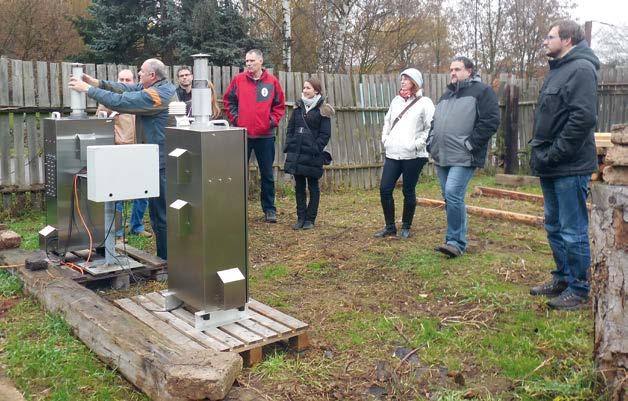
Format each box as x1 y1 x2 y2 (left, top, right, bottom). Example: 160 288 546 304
69 58 176 260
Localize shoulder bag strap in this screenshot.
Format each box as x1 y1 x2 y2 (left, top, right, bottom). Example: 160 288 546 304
391 96 421 130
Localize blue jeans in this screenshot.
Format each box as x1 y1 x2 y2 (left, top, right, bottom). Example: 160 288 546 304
115 201 124 237
380 157 428 228
436 166 475 253
248 137 276 213
540 175 591 296
130 198 148 234
148 168 167 259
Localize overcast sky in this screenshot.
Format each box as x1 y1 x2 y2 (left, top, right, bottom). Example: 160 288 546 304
571 0 627 26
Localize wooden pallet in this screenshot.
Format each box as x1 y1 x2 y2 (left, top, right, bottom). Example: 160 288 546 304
115 292 309 366
57 245 167 288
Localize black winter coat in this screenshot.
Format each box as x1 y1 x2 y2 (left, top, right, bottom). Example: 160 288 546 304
283 98 332 178
529 41 600 177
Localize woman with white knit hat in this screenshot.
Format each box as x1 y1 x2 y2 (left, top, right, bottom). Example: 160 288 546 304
374 68 435 239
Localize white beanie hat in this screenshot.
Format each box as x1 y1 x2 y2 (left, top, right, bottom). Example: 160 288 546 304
400 68 423 89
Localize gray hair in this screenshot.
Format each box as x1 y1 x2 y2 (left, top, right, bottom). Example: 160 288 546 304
246 49 264 60
550 20 585 45
144 58 167 80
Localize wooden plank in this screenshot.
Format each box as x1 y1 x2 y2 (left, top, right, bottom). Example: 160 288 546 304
36 61 50 107
22 61 36 107
115 298 206 351
221 66 232 98
61 62 72 108
417 197 544 227
474 186 544 204
0 58 8 106
0 114 10 185
237 318 281 338
12 113 25 187
137 292 246 349
212 66 222 95
115 243 166 267
25 114 40 186
220 322 263 344
96 64 107 82
494 173 540 187
246 310 292 335
49 63 61 108
14 262 242 401
247 299 308 330
133 295 230 351
106 64 118 82
11 59 24 106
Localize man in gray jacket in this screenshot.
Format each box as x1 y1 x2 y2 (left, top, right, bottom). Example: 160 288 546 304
528 20 599 310
427 56 500 258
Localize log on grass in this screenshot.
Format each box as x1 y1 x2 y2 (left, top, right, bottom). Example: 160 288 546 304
590 183 628 401
417 198 544 227
494 174 540 187
473 186 544 205
17 265 242 401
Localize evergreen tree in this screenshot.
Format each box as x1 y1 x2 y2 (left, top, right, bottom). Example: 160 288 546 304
180 0 267 67
73 0 265 67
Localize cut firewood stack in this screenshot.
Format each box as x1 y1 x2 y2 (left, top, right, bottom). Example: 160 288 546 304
602 124 628 185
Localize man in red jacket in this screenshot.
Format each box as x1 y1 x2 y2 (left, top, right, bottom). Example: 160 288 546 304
223 49 286 223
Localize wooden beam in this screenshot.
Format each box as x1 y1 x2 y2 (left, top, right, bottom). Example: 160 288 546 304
494 174 540 187
14 261 242 401
417 198 544 227
474 186 544 205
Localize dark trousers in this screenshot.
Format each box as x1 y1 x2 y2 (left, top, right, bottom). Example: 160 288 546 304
379 157 428 228
294 175 320 222
148 167 167 259
248 137 276 213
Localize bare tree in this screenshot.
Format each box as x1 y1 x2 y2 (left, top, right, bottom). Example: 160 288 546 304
0 0 86 61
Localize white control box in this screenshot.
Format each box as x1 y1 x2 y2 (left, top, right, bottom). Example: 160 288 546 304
87 144 159 202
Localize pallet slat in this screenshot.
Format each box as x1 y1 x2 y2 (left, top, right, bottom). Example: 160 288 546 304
248 299 308 330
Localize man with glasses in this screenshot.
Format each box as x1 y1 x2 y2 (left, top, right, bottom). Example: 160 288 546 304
529 20 600 310
69 58 176 260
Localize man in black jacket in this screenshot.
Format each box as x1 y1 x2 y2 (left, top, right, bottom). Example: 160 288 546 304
529 20 600 310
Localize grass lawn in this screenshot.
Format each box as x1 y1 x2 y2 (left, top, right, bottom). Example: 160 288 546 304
0 173 605 401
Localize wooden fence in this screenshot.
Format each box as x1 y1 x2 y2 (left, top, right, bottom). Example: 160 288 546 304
0 57 627 214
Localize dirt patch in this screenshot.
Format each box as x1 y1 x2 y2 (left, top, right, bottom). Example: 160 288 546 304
0 298 19 319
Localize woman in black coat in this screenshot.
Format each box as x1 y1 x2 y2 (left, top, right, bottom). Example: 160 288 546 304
283 77 334 230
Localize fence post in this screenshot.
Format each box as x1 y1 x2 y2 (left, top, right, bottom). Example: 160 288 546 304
504 83 520 174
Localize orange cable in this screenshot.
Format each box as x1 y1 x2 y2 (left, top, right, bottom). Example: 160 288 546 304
74 175 93 263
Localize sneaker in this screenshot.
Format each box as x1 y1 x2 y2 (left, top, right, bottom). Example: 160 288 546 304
302 221 315 230
436 244 462 258
264 210 277 223
547 288 588 310
529 279 567 297
131 230 153 238
292 220 305 230
399 228 411 239
373 226 396 238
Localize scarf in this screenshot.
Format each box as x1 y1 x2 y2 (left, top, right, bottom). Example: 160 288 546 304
399 88 424 100
302 94 321 113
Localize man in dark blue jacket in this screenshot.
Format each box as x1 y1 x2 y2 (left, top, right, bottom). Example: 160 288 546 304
528 20 600 310
427 56 500 258
69 58 176 260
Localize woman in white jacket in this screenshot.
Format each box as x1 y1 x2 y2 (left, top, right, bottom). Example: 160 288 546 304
374 68 435 239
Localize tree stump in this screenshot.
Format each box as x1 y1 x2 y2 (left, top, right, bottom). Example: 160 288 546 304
590 183 627 401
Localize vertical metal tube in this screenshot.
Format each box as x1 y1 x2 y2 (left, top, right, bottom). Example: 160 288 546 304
104 201 115 265
191 54 212 127
70 63 87 118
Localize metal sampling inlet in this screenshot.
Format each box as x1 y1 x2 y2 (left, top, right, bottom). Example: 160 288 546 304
70 63 87 118
191 54 212 128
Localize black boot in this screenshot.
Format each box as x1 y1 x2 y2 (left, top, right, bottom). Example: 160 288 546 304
292 219 305 230
399 223 411 239
374 224 396 238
